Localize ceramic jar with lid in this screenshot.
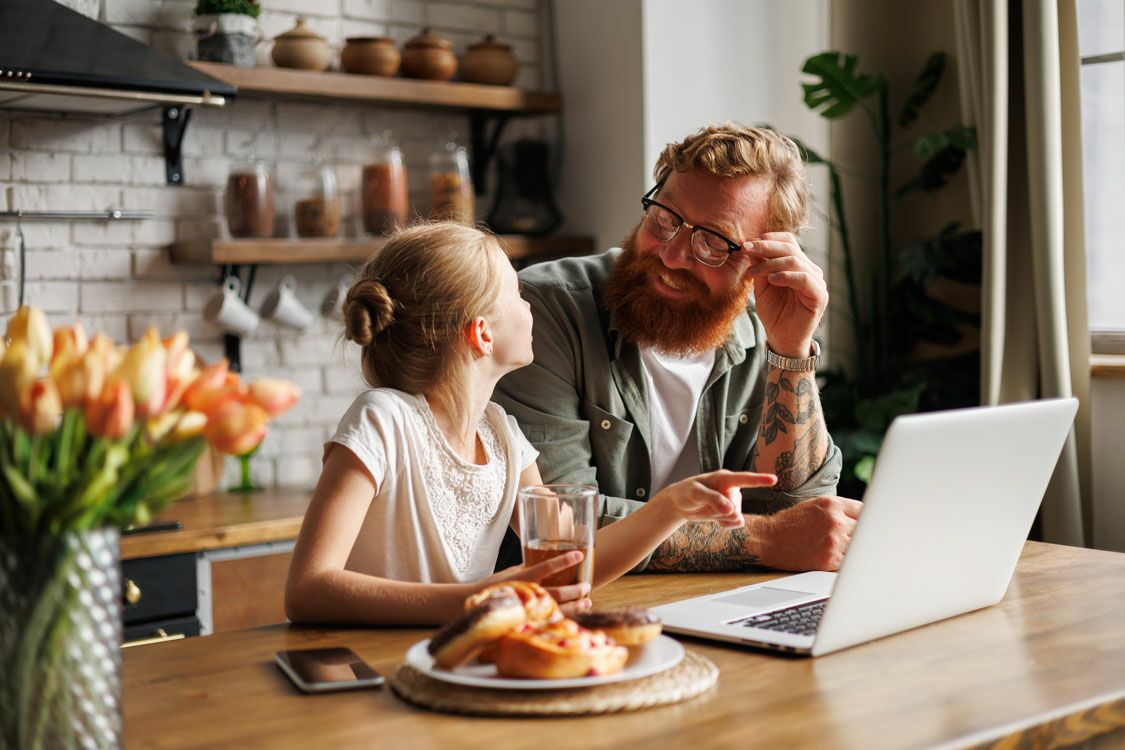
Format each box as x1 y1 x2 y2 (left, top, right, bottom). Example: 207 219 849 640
341 36 400 76
271 18 332 71
401 28 457 81
459 34 518 86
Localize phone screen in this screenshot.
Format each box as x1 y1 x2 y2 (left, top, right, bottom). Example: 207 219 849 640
275 648 384 692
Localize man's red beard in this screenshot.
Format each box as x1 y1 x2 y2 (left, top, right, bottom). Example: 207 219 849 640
603 226 754 356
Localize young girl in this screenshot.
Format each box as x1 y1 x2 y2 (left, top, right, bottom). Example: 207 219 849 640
285 223 776 625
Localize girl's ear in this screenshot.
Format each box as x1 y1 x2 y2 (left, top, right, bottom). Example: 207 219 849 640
466 316 494 357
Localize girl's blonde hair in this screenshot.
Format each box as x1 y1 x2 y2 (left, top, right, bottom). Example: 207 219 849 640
653 122 810 234
343 222 504 394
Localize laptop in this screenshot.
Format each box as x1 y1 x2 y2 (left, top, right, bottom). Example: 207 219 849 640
651 397 1079 657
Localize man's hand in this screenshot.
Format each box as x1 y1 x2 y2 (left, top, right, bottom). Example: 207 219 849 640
743 232 828 357
748 496 862 571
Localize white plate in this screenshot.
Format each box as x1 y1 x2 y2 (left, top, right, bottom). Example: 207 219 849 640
404 634 684 690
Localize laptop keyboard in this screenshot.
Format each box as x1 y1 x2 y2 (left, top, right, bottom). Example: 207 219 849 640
731 599 827 637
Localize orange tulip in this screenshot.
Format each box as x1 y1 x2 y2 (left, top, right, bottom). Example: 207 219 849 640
0 341 41 417
50 322 87 373
172 411 208 441
113 328 167 419
185 371 245 417
162 331 196 413
247 379 301 417
87 380 135 440
204 401 268 456
181 360 229 412
6 306 52 371
18 377 62 435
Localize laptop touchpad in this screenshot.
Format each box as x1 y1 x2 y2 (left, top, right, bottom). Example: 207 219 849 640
715 587 810 610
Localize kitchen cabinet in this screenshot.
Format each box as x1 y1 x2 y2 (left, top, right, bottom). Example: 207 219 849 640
120 488 308 646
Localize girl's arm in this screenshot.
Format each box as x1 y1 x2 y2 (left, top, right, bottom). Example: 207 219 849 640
286 448 585 626
285 445 473 626
592 470 779 588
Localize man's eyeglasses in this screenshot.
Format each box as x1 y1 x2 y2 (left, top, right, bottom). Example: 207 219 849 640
640 183 742 268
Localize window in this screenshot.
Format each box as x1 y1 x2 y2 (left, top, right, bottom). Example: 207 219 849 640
1078 0 1125 353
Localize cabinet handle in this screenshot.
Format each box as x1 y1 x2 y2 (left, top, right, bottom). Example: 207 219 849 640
123 579 142 606
122 628 186 649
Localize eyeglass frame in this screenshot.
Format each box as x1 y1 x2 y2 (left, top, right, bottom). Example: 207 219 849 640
640 181 743 267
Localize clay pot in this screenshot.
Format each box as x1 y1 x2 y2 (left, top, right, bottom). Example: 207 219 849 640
400 28 457 81
459 34 518 86
271 18 332 72
340 36 401 76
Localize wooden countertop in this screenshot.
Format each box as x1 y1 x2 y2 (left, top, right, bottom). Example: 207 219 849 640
120 487 311 560
122 541 1125 749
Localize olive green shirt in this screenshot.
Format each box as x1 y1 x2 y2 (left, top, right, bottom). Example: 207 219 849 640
493 249 842 571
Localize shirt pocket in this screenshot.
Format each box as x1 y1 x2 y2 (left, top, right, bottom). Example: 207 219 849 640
581 401 634 449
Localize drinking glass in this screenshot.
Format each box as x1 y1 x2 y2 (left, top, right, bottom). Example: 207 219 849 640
518 484 596 587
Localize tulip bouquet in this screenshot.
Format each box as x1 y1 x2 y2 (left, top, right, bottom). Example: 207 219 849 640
0 306 299 750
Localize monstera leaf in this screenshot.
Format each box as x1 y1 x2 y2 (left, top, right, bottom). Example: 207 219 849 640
914 125 977 157
898 223 982 285
895 127 976 196
801 52 886 119
898 52 946 128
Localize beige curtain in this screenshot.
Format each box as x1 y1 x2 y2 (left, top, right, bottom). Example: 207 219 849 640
953 0 1091 546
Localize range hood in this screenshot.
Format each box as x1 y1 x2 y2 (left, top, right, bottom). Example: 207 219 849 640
0 0 235 116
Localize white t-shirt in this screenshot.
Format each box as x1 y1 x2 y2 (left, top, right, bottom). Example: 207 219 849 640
324 388 539 584
639 347 716 493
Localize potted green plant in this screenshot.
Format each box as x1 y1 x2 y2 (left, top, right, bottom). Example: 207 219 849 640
193 0 262 68
769 51 981 496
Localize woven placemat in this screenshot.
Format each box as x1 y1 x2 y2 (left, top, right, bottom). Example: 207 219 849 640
388 650 718 716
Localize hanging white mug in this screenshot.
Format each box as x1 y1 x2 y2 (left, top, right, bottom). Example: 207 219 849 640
203 277 259 336
320 274 352 320
260 274 313 331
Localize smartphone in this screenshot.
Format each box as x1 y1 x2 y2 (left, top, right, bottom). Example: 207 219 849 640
275 648 385 693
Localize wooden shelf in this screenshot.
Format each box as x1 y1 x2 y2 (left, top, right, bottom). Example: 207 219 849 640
169 235 595 265
189 61 561 114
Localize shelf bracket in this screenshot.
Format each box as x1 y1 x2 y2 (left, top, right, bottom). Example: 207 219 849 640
163 105 193 186
469 111 511 196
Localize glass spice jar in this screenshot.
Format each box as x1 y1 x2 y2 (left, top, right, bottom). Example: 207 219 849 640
294 163 342 238
361 132 409 235
225 161 275 238
429 133 474 223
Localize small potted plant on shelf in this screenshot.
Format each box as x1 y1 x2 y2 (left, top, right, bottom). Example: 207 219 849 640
0 307 299 749
193 0 261 68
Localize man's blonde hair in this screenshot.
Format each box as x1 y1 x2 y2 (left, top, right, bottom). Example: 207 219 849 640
653 123 810 234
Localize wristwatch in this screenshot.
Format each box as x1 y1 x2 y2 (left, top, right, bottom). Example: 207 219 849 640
766 340 821 372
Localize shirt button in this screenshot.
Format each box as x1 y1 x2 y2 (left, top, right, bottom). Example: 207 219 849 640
635 488 647 498
739 414 749 424
600 419 612 430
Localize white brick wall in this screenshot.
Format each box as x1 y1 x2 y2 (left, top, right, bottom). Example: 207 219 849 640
0 0 548 488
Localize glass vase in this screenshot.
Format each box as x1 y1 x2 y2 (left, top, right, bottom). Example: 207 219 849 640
0 528 123 750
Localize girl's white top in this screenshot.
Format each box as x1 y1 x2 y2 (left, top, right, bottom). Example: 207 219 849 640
325 388 538 584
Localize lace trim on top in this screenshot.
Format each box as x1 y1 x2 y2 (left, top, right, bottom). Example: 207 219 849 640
409 396 509 575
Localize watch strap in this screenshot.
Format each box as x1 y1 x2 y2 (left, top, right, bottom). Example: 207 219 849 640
766 340 821 372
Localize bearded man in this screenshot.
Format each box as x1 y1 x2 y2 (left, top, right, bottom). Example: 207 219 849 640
494 123 860 574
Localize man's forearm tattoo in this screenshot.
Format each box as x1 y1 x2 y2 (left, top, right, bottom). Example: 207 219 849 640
753 369 829 491
646 522 764 573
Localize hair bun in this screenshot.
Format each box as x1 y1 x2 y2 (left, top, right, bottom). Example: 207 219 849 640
343 278 394 346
